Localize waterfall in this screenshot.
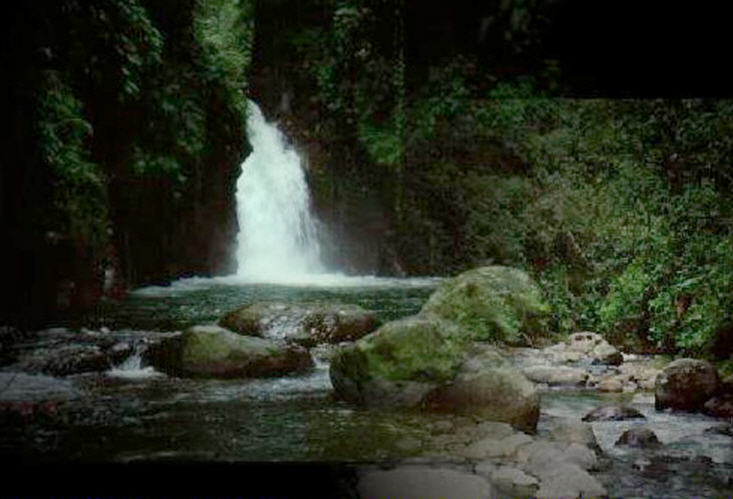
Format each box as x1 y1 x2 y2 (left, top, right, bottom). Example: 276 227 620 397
235 101 324 281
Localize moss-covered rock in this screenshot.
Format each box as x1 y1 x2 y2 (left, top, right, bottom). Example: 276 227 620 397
330 315 465 405
150 325 312 378
219 302 380 347
420 266 550 344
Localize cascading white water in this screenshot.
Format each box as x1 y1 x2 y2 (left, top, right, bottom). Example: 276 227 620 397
235 101 324 281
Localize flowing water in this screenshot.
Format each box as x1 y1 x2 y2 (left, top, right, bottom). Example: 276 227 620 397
2 105 731 496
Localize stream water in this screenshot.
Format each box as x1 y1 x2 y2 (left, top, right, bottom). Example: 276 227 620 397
1 280 732 497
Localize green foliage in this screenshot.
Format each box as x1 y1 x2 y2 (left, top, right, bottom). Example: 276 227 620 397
37 70 108 247
193 0 253 114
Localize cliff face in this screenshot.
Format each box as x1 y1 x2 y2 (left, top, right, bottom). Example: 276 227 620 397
1 0 252 327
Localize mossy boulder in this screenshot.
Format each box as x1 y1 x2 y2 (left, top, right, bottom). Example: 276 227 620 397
655 358 719 411
149 325 312 378
219 302 380 347
420 266 550 344
330 316 466 406
330 318 540 430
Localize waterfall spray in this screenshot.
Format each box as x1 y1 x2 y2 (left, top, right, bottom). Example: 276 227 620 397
235 101 324 281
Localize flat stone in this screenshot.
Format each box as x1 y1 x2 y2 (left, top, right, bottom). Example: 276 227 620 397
547 419 599 451
561 443 598 470
535 463 607 498
463 432 533 459
523 365 589 386
490 466 539 497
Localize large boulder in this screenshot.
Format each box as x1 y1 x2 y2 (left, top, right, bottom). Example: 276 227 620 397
219 302 380 347
329 316 466 406
149 325 312 378
426 346 540 432
420 265 550 344
330 318 540 431
655 358 719 411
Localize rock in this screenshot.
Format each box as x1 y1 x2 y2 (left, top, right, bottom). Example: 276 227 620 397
461 432 533 459
534 463 607 499
567 332 604 353
523 365 588 386
582 405 645 422
591 340 623 365
547 419 600 452
702 394 733 418
329 315 463 406
420 265 550 344
150 325 312 378
597 376 624 392
357 465 493 499
655 358 719 411
561 442 598 470
615 428 661 448
29 344 111 376
219 302 380 346
426 368 540 432
490 466 539 497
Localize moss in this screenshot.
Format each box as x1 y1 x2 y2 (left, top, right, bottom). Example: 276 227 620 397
335 316 466 384
421 266 550 343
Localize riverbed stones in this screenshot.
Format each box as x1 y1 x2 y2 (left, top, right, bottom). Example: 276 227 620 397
219 302 380 346
655 358 719 411
534 462 608 499
420 265 550 344
490 465 539 497
615 428 661 448
522 365 589 386
151 325 312 378
582 405 645 422
547 419 600 452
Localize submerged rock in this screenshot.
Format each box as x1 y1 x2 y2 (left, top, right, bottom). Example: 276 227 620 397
218 302 380 347
582 405 645 422
149 325 312 378
615 428 661 448
655 358 719 411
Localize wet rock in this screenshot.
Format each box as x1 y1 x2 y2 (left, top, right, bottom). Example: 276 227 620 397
490 466 539 497
596 375 624 392
461 432 533 460
151 325 313 378
108 342 134 365
655 358 719 411
30 344 111 376
219 302 380 346
426 367 540 432
330 316 461 407
591 340 623 365
582 405 645 422
534 463 607 499
615 428 661 448
523 365 589 386
547 419 600 452
703 394 733 419
357 465 493 499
